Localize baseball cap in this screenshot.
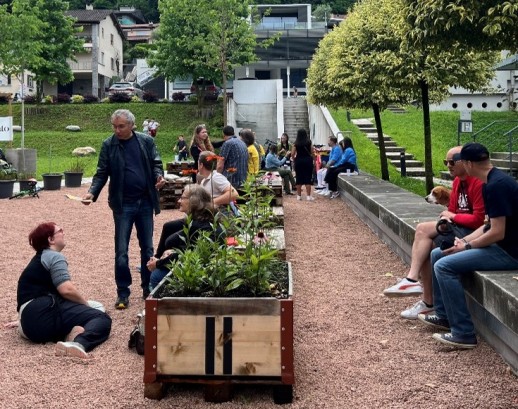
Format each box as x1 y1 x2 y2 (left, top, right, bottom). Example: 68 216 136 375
460 142 489 162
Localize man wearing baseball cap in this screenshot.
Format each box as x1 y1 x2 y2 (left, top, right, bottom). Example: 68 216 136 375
418 142 518 348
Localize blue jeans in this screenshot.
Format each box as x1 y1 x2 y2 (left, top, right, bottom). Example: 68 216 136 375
149 267 169 291
431 245 518 339
113 196 154 298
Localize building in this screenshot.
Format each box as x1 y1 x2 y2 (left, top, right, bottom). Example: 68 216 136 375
0 72 36 100
42 8 125 98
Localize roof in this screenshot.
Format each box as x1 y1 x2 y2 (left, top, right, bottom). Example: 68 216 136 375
66 10 125 40
496 54 518 71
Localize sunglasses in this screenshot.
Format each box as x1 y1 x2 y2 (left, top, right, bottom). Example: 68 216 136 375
53 228 64 235
443 159 458 166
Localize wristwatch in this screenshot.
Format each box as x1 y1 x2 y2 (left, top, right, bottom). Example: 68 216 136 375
464 242 472 250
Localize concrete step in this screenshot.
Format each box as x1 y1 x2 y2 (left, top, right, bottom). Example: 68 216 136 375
366 134 392 141
373 140 398 147
491 158 518 169
491 152 518 160
394 167 426 176
358 127 378 133
440 171 454 181
390 159 423 168
386 152 414 161
352 119 373 127
384 146 406 153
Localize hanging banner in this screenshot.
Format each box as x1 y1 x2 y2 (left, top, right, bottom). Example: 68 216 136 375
0 116 13 141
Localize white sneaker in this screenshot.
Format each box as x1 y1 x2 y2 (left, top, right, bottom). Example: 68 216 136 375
318 188 328 195
307 196 314 201
401 300 434 320
383 278 423 297
330 191 340 199
55 341 90 359
320 190 330 196
296 195 302 201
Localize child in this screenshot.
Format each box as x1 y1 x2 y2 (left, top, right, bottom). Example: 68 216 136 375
174 135 188 161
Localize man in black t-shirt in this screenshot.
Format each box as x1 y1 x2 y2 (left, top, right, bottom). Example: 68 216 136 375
418 142 518 349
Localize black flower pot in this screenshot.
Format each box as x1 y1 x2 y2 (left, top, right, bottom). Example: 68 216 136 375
0 180 15 199
64 171 83 188
42 173 63 191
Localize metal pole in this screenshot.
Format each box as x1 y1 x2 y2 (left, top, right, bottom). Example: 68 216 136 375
400 150 406 177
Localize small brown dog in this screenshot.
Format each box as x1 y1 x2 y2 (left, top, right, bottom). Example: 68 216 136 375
425 186 451 206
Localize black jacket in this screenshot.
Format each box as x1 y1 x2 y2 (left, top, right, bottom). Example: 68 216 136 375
89 131 164 215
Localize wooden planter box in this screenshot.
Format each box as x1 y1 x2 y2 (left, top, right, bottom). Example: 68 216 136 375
143 264 294 404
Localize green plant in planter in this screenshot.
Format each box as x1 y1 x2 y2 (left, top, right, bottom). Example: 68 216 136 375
158 175 288 298
0 166 17 180
66 157 85 173
17 171 36 181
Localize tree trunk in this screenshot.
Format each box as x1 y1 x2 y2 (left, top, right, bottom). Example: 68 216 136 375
36 82 43 104
420 80 434 193
222 71 228 125
372 103 390 181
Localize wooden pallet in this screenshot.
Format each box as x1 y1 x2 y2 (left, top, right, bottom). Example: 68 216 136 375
166 161 196 176
159 177 192 210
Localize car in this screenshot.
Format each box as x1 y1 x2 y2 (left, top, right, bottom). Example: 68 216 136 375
108 82 144 98
190 78 220 100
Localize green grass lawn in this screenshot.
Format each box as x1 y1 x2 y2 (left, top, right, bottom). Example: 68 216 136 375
330 106 518 196
0 102 224 178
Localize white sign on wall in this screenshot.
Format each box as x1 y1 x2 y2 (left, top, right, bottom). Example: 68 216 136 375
0 116 13 141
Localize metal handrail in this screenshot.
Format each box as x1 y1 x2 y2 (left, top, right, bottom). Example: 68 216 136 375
472 120 518 141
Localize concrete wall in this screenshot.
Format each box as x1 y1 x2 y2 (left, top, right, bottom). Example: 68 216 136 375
308 104 343 146
231 79 284 144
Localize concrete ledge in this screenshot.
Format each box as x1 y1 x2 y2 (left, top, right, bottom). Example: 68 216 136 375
337 172 518 375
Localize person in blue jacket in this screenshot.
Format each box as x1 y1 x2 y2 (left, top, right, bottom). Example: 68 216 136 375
323 137 358 199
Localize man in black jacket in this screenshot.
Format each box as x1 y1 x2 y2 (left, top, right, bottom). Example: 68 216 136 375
83 109 166 309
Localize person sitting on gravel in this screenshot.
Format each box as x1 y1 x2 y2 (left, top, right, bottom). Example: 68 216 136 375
383 146 485 320
15 222 112 359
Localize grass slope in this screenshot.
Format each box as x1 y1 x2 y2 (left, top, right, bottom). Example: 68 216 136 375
0 102 224 178
330 107 518 196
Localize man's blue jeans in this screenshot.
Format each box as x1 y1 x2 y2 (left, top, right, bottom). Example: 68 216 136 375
431 245 518 339
113 196 154 298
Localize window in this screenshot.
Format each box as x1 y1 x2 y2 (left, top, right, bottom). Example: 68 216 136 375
101 28 104 38
111 58 115 71
110 34 114 45
100 52 105 65
27 75 33 88
7 75 11 85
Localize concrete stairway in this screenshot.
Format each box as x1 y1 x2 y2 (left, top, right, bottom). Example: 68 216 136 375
440 151 518 180
386 105 407 114
352 119 426 177
283 98 309 138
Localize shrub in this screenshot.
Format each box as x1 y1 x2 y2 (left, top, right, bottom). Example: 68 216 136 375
83 94 99 104
71 94 84 104
23 95 37 104
57 93 71 103
109 92 132 103
101 97 110 103
0 95 10 104
172 91 185 101
143 91 159 103
42 95 55 104
131 95 141 103
188 94 198 103
159 98 169 103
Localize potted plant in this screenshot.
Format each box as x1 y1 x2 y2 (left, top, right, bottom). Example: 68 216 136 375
143 175 294 404
64 157 85 188
0 166 17 199
17 172 37 191
42 145 63 190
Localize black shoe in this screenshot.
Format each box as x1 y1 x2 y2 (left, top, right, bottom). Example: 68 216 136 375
115 297 129 310
142 288 150 300
432 332 477 349
285 192 294 195
417 313 450 331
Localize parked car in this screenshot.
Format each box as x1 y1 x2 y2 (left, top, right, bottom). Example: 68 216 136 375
190 78 220 100
108 82 144 98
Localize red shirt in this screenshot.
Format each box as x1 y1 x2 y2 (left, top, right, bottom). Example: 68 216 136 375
448 175 485 230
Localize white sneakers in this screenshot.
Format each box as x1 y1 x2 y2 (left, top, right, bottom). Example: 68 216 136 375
318 188 330 196
55 341 90 359
307 196 314 201
383 278 423 297
296 195 302 201
400 300 434 320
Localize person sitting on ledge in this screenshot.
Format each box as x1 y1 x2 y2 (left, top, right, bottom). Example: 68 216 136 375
13 222 112 359
264 144 296 195
147 184 223 291
383 146 485 320
418 142 518 349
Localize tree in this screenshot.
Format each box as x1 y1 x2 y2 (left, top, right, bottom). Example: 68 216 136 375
307 0 419 181
307 0 498 191
29 0 84 101
150 0 274 123
402 1 518 52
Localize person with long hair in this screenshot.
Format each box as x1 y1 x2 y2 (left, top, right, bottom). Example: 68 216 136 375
290 128 315 201
189 124 215 165
15 222 112 359
147 184 223 290
323 136 358 199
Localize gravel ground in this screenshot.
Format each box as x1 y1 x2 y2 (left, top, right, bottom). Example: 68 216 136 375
1 185 517 408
